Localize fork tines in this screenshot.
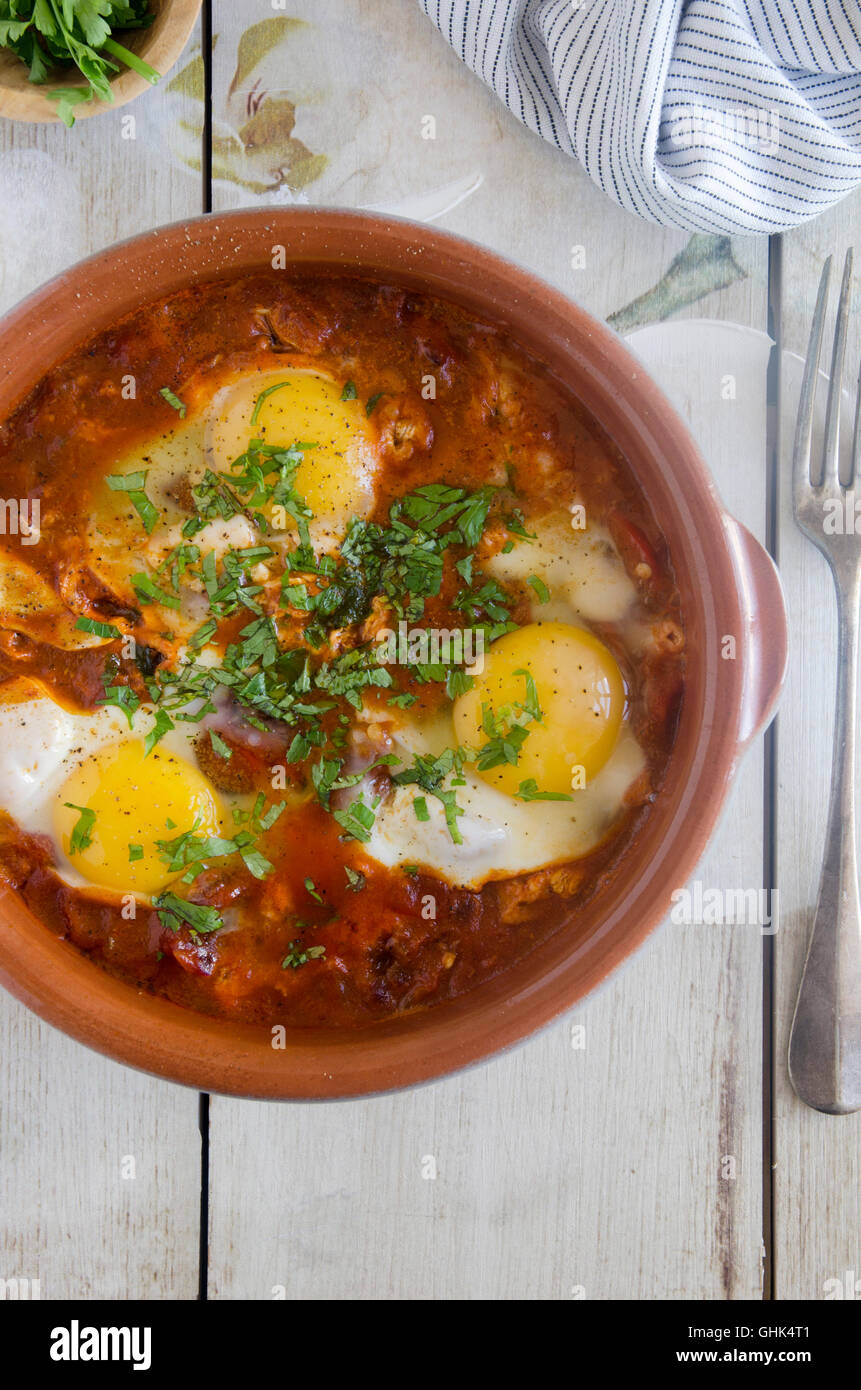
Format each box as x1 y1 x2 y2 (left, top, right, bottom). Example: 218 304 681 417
794 249 856 502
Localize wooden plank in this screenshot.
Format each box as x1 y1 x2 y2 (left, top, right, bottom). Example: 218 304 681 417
774 192 861 1301
206 0 768 1299
0 22 205 1300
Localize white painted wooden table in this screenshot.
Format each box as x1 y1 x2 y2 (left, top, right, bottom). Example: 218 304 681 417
1 1 859 1301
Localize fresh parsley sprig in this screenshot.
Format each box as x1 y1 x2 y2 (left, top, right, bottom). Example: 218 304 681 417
0 2 161 127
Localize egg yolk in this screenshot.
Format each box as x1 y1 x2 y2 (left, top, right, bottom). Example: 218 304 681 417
54 740 223 895
208 370 373 532
453 621 625 797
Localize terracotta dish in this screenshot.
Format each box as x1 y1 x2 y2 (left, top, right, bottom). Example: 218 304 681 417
0 0 201 124
0 210 787 1098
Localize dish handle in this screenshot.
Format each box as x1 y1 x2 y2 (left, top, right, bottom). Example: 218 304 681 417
723 516 789 751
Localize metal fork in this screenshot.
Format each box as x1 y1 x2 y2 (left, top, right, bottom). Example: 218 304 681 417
788 249 861 1114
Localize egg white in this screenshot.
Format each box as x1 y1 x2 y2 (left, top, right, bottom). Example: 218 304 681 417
0 695 224 890
486 511 636 625
363 709 645 889
358 511 648 887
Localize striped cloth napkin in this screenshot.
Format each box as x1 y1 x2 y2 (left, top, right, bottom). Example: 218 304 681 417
419 0 861 233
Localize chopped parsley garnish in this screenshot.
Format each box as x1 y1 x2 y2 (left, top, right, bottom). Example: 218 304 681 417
514 668 542 722
99 677 140 729
157 542 200 590
188 618 218 652
527 574 550 604
102 425 537 857
455 553 474 584
65 803 96 855
128 844 143 862
143 708 174 757
182 468 264 539
282 941 326 970
472 673 541 776
445 669 474 700
391 749 467 844
504 511 537 542
131 572 182 611
365 391 384 416
332 793 378 844
337 483 497 626
154 893 223 936
249 382 286 424
241 847 275 880
159 387 187 418
75 616 121 639
304 876 323 902
344 866 365 891
156 827 238 882
516 779 574 802
155 812 279 886
340 380 357 401
209 730 232 760
139 468 528 848
453 575 516 641
105 469 160 535
255 798 286 832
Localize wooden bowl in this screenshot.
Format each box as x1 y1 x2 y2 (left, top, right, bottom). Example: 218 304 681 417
0 0 201 123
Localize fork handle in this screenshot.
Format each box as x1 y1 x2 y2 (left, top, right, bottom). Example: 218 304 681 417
789 563 861 1113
